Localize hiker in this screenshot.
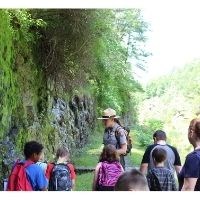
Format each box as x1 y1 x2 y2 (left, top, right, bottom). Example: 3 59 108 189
98 108 128 169
179 119 200 191
115 169 149 191
36 151 47 174
7 141 48 191
46 147 76 191
140 130 181 175
92 144 124 191
147 147 177 191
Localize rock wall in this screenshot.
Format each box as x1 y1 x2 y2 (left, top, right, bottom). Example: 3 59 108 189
0 93 96 190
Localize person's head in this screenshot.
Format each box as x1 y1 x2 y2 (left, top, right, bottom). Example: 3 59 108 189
99 144 119 162
98 108 120 128
153 130 167 143
188 118 200 146
56 147 70 163
152 147 167 165
24 141 44 162
115 169 149 191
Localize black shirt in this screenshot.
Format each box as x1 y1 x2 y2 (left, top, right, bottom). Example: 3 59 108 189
141 144 181 172
178 149 200 191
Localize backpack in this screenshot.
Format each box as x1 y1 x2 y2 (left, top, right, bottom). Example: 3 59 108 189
115 126 133 155
98 161 122 187
48 163 72 191
7 160 34 191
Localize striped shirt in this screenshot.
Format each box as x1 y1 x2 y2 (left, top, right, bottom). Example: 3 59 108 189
147 167 177 191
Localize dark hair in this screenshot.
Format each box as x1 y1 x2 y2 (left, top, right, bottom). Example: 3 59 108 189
152 147 167 163
114 119 130 133
24 141 43 159
115 169 148 191
114 118 122 126
99 144 119 163
56 147 69 159
153 130 166 141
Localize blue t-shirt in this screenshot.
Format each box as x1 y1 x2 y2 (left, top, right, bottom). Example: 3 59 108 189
26 163 48 191
178 149 200 191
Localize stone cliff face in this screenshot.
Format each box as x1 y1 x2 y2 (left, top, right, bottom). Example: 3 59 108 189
0 92 96 190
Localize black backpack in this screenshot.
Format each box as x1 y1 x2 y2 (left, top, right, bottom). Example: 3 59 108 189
48 163 72 191
115 126 133 156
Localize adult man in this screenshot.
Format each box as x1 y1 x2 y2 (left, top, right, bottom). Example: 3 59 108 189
140 130 182 175
98 108 127 169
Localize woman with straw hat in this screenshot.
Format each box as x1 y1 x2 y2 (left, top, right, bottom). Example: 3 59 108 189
98 108 127 169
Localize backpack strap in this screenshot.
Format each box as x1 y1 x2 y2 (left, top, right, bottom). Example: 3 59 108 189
115 126 121 148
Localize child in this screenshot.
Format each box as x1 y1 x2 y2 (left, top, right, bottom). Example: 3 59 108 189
46 147 76 191
147 147 177 191
115 169 149 191
92 144 124 191
7 141 48 191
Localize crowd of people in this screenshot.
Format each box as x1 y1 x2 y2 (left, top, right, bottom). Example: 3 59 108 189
4 108 200 191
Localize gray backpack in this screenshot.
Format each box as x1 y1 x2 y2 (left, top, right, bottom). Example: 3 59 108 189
48 163 72 191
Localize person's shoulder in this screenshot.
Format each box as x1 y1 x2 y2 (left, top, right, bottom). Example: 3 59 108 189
27 163 43 174
146 144 157 151
67 163 75 169
116 125 126 135
186 150 200 160
166 144 178 151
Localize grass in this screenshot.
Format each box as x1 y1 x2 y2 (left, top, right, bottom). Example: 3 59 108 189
75 173 93 191
73 130 103 191
128 130 145 167
73 131 103 167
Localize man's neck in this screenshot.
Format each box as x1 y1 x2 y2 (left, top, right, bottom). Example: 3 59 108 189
155 162 165 167
194 141 200 150
156 140 166 145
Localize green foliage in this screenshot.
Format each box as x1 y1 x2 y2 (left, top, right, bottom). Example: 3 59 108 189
31 9 148 119
135 119 164 147
0 10 19 138
138 60 200 161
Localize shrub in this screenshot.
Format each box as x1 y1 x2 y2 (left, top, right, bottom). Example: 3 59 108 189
135 119 164 147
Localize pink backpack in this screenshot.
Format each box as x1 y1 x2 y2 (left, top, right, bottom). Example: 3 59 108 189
98 161 123 187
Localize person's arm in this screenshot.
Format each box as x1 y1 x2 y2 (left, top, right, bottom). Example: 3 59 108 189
120 164 124 172
172 147 182 175
140 163 148 175
36 167 48 191
117 143 127 155
174 165 182 174
181 178 198 191
67 164 76 191
181 153 199 191
92 163 101 191
139 146 152 175
116 128 127 155
72 179 75 191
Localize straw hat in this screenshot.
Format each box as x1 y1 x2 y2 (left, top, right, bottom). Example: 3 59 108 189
97 108 120 120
